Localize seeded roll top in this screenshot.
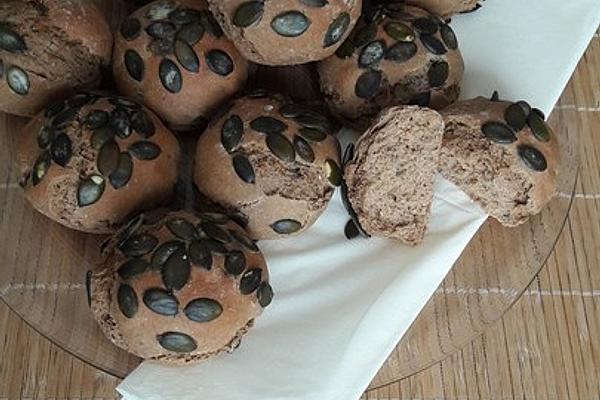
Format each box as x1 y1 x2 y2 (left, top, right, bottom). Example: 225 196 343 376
90 210 272 364
16 93 180 233
317 3 463 128
439 97 560 226
0 0 113 116
207 0 362 65
194 92 342 240
113 0 248 130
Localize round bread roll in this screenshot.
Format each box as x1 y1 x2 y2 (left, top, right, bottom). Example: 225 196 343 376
438 97 560 226
112 0 249 130
0 0 112 117
90 210 272 364
16 93 180 234
317 4 464 128
207 0 362 65
194 93 342 240
406 0 481 17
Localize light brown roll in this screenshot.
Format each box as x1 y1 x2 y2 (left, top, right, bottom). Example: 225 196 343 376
207 0 362 65
112 0 249 130
438 97 560 226
90 210 272 364
406 0 481 18
194 93 342 240
16 93 180 234
0 0 113 117
317 4 464 129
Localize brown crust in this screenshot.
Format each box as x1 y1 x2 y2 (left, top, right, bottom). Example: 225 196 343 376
90 210 269 364
193 94 340 240
207 0 362 65
112 0 249 130
406 0 480 17
16 95 180 233
438 97 560 226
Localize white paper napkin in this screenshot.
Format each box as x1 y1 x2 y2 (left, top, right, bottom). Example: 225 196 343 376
119 2 600 399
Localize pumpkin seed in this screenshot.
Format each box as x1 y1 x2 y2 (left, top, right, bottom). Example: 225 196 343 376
45 100 66 119
0 60 3 78
324 159 342 186
518 145 547 171
233 1 264 28
440 24 458 50
188 240 212 269
116 214 145 248
271 11 311 37
266 132 295 162
527 112 551 142
245 88 269 98
68 93 93 108
117 284 138 318
51 106 78 128
481 121 517 144
162 247 190 291
240 268 262 294
250 116 287 134
420 34 447 55
299 0 327 6
151 240 185 268
146 21 176 39
149 39 174 56
229 211 249 228
532 108 545 120
157 332 197 352
232 154 255 183
169 8 202 25
294 135 315 162
200 222 231 243
257 282 273 307
355 70 381 99
384 21 414 42
490 90 500 102
409 91 431 107
32 151 51 185
184 298 222 322
0 24 26 53
270 219 302 234
97 140 120 176
120 17 141 40
344 219 360 239
176 21 204 46
295 115 333 134
77 175 105 206
131 110 155 138
143 288 179 316
159 59 182 93
385 41 417 63
129 141 161 160
221 114 244 152
342 143 354 165
427 61 449 88
504 103 528 131
358 40 385 68
206 50 234 76
229 229 259 252
167 218 197 240
353 24 377 48
174 40 199 73
147 1 177 20
517 100 532 116
412 17 438 35
48 133 71 167
225 250 246 275
86 110 109 129
91 126 116 150
120 233 158 257
109 152 133 189
201 212 229 224
335 39 354 58
117 258 149 280
6 66 29 95
203 238 228 254
85 270 92 307
324 12 350 47
124 50 144 82
201 10 224 37
37 126 54 149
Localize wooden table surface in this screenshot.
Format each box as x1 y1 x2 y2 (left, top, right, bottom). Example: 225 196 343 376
0 29 598 400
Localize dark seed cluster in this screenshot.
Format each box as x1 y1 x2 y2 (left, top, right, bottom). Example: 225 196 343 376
232 1 350 48
114 212 272 353
480 100 552 172
217 98 341 234
335 7 458 104
121 2 233 93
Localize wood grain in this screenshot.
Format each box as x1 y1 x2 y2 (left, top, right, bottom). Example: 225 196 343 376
0 28 598 400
